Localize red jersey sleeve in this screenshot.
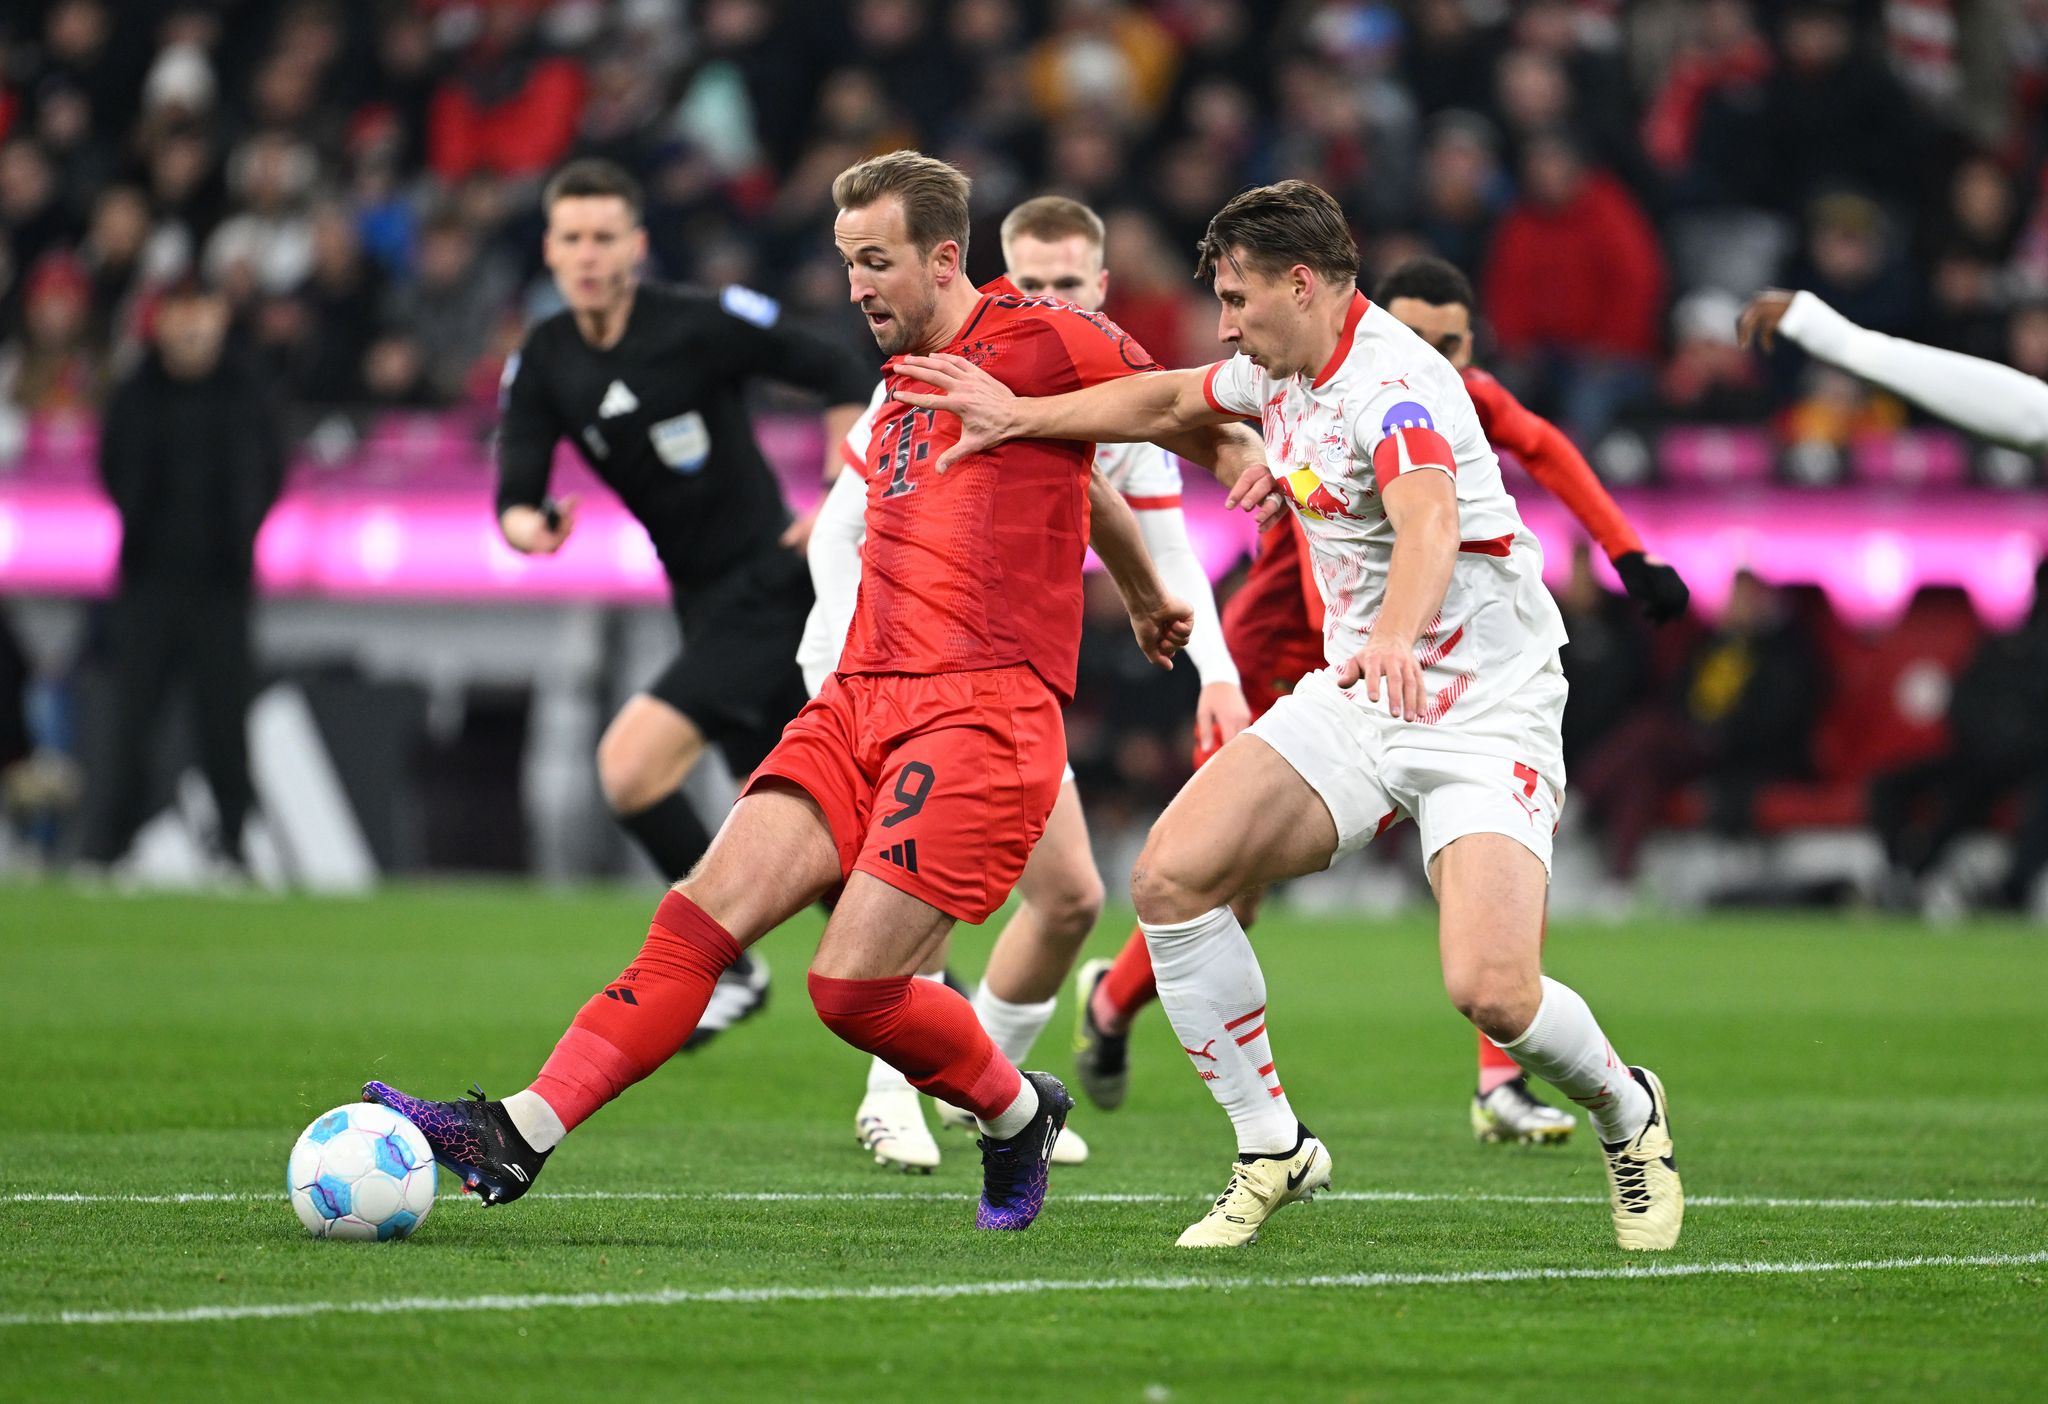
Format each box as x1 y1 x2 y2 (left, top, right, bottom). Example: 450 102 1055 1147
1462 367 1643 560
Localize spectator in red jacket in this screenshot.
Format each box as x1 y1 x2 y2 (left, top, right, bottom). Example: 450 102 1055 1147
428 3 586 184
1484 129 1667 441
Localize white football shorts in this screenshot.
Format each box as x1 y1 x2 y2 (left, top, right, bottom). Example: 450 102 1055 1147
1246 656 1568 874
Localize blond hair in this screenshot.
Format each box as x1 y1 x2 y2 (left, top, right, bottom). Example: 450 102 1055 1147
999 195 1106 263
831 150 972 258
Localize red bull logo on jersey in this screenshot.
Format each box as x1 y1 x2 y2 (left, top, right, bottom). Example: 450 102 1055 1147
1282 464 1368 520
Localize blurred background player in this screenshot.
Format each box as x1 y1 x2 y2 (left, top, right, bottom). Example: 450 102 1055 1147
797 195 1256 1172
1073 255 1690 1148
366 151 1236 1233
80 278 282 876
495 159 873 1046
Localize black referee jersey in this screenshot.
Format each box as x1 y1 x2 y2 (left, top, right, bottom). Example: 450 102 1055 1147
496 281 873 592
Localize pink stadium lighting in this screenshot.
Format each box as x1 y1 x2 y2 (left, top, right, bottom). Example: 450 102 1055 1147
3 467 2045 626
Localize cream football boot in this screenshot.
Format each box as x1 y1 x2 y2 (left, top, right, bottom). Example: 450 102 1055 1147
1177 1130 1332 1247
1602 1066 1683 1251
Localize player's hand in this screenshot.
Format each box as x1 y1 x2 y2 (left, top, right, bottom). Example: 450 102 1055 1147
1736 289 1795 352
503 496 577 554
890 352 1022 472
1336 634 1427 720
1195 681 1253 754
1225 459 1287 527
1130 594 1195 670
1613 550 1691 624
780 505 819 557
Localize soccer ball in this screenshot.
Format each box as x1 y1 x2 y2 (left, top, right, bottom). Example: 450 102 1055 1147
288 1103 437 1241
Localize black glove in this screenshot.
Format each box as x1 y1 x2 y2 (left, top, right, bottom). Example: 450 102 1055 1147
1613 551 1690 624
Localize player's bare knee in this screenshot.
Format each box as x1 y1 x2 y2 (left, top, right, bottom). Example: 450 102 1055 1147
597 710 704 813
1444 967 1539 1042
1130 848 1218 926
1041 871 1106 944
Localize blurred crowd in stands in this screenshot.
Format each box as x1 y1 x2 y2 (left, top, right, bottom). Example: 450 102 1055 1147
7 0 2048 442
2 0 2047 905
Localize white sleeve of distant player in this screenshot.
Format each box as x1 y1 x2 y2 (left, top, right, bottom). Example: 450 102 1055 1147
1134 506 1238 688
796 466 869 696
1113 441 1184 505
836 381 890 475
1779 290 2048 453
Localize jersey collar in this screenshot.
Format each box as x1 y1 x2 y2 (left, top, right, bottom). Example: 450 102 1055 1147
1311 290 1371 389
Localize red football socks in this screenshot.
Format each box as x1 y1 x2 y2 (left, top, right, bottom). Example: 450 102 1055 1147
528 890 741 1133
1092 926 1158 1034
809 971 1022 1119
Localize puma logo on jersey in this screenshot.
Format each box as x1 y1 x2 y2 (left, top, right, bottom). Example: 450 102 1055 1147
598 380 640 418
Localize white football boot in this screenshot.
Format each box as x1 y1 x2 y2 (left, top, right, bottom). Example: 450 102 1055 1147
937 1098 1089 1164
854 1086 940 1173
1602 1066 1683 1251
1471 1075 1578 1145
1176 1129 1332 1247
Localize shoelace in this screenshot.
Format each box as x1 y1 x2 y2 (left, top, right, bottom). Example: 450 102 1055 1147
1608 1152 1651 1213
1211 1161 1272 1213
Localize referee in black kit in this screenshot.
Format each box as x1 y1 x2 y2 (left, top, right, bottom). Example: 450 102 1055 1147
498 159 872 1043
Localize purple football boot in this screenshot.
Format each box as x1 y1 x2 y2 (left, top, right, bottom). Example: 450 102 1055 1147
975 1071 1073 1230
362 1081 550 1205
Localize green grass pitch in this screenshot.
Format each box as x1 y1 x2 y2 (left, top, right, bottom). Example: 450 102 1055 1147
3 882 2044 1402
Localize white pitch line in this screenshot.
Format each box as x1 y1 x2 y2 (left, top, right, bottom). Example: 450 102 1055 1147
4 1251 2043 1329
5 1189 2042 1211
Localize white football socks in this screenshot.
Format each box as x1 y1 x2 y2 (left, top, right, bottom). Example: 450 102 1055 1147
1143 905 1297 1156
866 970 948 1095
1499 976 1652 1144
502 1088 567 1153
976 1074 1041 1139
971 982 1058 1068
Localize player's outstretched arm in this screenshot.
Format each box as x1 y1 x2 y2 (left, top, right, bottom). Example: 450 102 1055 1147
1740 288 2048 454
894 356 1231 470
1336 468 1457 721
1087 470 1194 670
1127 499 1251 748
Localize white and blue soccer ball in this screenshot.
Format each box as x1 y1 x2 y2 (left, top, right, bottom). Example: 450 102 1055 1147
288 1103 437 1241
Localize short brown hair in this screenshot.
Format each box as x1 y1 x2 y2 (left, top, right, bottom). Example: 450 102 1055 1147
832 150 971 258
544 158 644 224
1195 180 1359 288
999 196 1105 259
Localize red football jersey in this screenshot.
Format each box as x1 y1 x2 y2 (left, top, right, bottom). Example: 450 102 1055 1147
838 278 1159 701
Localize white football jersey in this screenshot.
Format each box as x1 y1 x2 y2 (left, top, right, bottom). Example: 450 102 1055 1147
1202 292 1567 725
1093 439 1183 506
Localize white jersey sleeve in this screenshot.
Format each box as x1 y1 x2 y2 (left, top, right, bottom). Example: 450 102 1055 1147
1093 439 1183 505
1778 290 2048 453
795 383 885 695
1201 354 1268 420
1133 505 1237 687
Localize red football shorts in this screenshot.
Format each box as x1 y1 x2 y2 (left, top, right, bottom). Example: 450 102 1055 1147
742 665 1066 925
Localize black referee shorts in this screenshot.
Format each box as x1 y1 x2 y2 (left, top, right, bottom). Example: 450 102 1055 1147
646 544 815 778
